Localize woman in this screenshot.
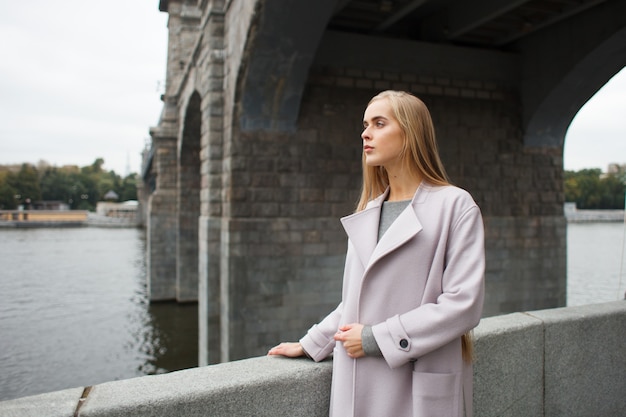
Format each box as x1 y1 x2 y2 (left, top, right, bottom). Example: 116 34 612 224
268 90 485 417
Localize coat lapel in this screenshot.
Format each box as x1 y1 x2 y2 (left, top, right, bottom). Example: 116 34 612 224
341 186 426 270
340 192 386 268
369 202 422 267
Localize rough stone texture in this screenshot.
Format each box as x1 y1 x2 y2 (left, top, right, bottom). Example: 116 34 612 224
198 215 222 365
147 190 177 300
3 302 624 417
80 357 332 417
0 388 83 417
146 133 178 301
176 92 202 302
473 313 544 417
224 218 348 360
529 302 626 417
193 2 227 364
482 215 567 316
220 86 364 360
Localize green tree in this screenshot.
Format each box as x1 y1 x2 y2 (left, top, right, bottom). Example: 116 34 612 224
0 159 138 211
600 174 625 209
564 168 625 209
0 171 19 209
40 167 73 202
10 164 42 207
119 173 139 202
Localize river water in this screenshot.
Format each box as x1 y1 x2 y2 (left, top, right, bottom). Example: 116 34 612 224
1 223 625 401
0 227 197 402
567 222 626 306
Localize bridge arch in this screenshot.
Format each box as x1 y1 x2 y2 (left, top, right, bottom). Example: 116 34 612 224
235 0 336 131
522 6 626 148
564 68 626 171
176 91 202 302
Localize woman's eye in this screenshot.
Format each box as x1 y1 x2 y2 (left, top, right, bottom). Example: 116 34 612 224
376 121 385 127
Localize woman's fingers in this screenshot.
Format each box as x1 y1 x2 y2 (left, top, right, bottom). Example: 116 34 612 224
267 342 303 357
334 323 365 358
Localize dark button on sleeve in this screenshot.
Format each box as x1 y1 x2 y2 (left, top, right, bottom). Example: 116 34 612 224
399 339 409 349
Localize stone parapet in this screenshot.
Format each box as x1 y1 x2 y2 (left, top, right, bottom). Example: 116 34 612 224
532 303 626 416
2 301 624 416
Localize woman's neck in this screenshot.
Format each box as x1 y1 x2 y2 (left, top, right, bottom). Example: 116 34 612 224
387 172 422 202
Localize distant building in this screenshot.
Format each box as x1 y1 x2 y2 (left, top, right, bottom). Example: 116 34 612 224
607 163 626 175
32 201 70 211
103 190 119 201
564 202 577 215
95 200 138 220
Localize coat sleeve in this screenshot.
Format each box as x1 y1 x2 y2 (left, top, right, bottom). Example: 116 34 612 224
299 302 342 362
372 204 485 369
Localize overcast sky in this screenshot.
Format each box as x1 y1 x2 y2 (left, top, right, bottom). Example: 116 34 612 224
0 0 168 176
0 1 624 176
564 68 626 171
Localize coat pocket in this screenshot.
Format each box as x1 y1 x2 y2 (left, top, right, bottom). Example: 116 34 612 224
412 371 461 417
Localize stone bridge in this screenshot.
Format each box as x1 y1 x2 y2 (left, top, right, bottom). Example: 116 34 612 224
140 0 626 366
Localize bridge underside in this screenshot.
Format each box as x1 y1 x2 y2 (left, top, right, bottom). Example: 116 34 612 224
145 0 626 364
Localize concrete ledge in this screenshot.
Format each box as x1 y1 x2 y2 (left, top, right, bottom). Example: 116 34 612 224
473 312 544 417
529 302 626 417
0 388 84 417
1 302 625 417
80 356 332 417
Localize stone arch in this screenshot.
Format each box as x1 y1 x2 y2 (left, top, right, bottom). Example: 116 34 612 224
235 0 337 131
523 25 626 148
176 91 202 302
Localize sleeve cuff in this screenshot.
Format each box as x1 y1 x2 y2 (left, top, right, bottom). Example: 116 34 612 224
301 344 312 359
362 325 383 357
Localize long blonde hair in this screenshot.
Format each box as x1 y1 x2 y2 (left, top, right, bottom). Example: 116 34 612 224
356 91 474 362
356 91 449 212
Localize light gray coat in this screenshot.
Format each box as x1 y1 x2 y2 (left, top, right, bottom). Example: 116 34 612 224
300 183 485 417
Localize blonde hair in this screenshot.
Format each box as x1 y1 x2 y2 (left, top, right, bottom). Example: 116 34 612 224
356 91 449 212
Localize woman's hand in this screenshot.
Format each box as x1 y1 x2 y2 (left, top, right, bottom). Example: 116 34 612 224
334 323 365 358
267 342 305 358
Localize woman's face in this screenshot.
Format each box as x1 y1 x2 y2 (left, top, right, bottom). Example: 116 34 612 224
361 98 405 170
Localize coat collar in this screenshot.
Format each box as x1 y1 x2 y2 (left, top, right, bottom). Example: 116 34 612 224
341 183 430 269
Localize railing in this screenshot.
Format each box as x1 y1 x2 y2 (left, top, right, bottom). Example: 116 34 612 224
1 301 625 416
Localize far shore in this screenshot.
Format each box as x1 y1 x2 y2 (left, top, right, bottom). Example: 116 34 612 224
565 208 624 223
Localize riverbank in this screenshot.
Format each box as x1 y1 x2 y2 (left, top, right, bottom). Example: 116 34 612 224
0 211 139 228
565 208 624 223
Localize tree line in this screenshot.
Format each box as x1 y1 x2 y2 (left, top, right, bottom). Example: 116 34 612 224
564 167 625 210
0 159 138 211
1 159 623 211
